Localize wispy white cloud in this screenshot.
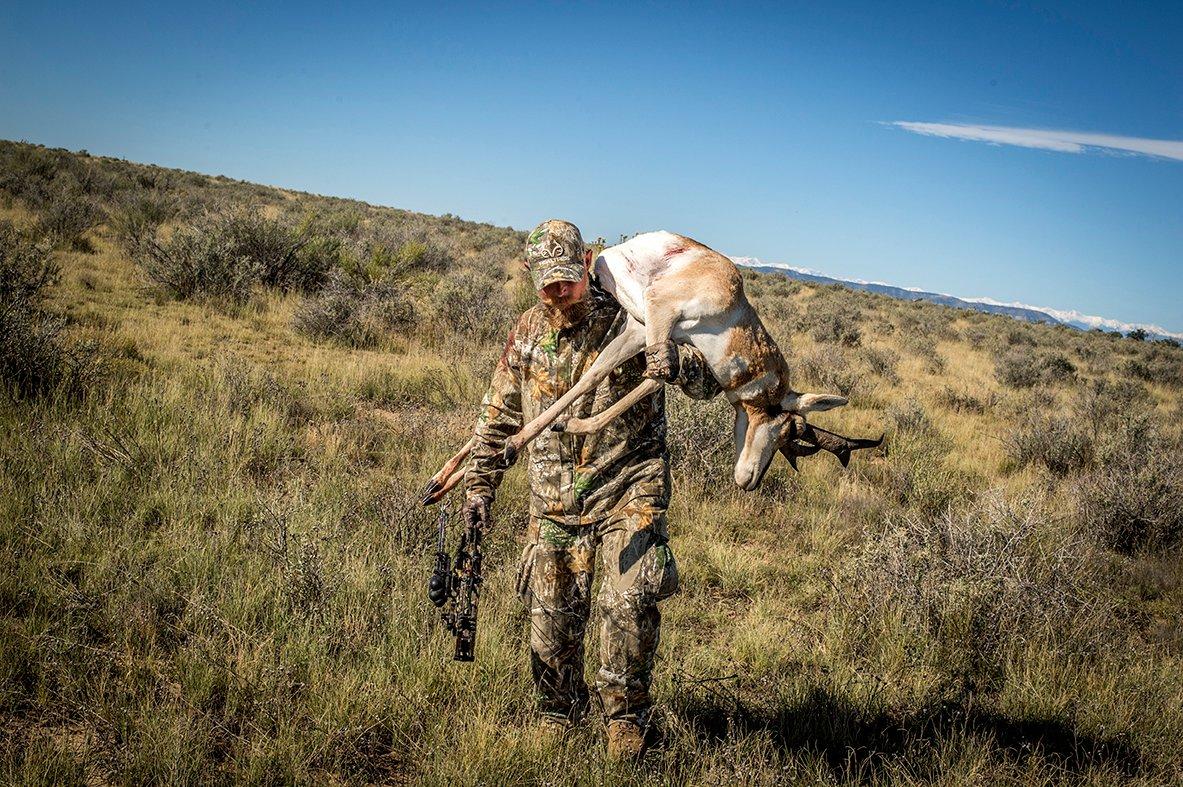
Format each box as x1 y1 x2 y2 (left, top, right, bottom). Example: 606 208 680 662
889 121 1183 162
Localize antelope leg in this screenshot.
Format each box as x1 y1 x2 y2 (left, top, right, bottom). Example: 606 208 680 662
421 462 469 506
422 437 476 505
501 317 646 465
556 378 663 435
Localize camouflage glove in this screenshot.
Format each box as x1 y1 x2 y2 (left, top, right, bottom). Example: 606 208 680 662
461 495 493 532
643 340 680 381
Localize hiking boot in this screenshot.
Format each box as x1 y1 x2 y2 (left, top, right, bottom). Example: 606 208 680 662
538 715 572 745
605 719 646 761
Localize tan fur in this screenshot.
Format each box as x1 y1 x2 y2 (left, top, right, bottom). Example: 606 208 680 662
723 315 791 405
423 230 873 503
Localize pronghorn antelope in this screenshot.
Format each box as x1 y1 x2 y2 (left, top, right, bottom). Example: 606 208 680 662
422 231 881 505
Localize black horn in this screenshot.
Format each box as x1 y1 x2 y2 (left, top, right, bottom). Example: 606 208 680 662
779 441 821 471
803 424 883 467
787 415 883 468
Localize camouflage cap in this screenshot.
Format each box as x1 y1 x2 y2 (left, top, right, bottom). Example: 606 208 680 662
526 219 586 290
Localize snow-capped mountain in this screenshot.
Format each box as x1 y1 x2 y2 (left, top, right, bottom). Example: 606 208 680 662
961 297 1182 340
730 257 1182 342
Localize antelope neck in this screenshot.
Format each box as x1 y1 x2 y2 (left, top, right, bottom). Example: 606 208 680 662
718 311 790 409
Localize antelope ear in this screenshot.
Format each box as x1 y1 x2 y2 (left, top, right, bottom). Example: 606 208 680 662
792 393 848 413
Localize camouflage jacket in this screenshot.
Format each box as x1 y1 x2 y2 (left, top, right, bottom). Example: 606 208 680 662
464 287 722 526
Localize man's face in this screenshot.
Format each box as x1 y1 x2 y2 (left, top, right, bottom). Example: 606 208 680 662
538 273 587 310
536 251 592 311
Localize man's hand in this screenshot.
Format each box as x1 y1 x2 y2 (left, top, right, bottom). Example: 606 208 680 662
461 495 493 532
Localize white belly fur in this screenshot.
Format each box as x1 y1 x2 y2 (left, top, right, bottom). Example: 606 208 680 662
595 231 743 384
594 231 690 324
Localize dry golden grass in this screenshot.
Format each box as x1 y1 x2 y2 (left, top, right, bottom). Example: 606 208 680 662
3 141 1183 784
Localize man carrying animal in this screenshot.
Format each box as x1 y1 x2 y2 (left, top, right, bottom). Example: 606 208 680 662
461 219 721 760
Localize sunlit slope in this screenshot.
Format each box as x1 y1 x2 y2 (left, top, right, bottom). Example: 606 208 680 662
2 140 1182 785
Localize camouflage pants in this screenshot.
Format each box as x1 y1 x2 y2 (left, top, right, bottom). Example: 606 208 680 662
515 501 680 725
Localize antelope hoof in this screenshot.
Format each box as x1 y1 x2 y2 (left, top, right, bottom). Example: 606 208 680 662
420 478 443 506
644 341 679 381
501 443 519 468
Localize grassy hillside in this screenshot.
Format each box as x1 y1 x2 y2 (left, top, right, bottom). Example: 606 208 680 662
2 140 1182 785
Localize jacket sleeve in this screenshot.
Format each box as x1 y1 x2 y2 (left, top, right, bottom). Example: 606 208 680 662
673 343 723 401
463 325 525 500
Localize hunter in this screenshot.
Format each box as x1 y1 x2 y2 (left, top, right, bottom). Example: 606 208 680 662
461 219 721 760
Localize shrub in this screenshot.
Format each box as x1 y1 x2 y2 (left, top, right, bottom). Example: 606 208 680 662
666 389 736 489
1075 378 1146 424
430 269 510 343
886 398 930 433
895 307 958 345
806 301 862 347
0 222 99 396
107 190 178 253
962 326 990 349
935 386 993 414
293 271 414 348
136 214 259 305
1003 327 1037 348
342 238 430 283
0 142 61 207
321 208 363 239
994 351 1040 388
994 350 1077 388
357 220 459 277
899 332 946 374
1040 353 1077 383
1121 354 1183 387
131 206 346 301
1007 411 1094 476
1120 358 1152 382
835 495 1111 696
861 429 971 518
35 187 102 252
508 273 537 316
1076 433 1183 553
218 208 340 292
795 345 860 398
860 345 899 383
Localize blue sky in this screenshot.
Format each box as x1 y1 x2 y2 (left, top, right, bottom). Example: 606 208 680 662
2 1 1180 331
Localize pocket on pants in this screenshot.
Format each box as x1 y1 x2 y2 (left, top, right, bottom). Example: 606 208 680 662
639 540 680 602
515 542 537 607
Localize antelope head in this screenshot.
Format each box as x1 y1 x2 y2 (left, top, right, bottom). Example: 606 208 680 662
732 392 880 490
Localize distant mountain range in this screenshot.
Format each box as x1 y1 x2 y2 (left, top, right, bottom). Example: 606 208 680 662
730 257 1182 342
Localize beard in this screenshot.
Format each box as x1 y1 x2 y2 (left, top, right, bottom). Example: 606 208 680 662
542 292 591 330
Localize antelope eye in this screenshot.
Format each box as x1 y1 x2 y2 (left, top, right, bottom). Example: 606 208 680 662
765 404 784 418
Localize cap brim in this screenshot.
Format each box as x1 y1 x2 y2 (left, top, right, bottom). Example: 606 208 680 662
532 260 584 289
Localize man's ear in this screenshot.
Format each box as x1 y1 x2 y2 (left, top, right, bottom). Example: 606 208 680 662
584 248 594 267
